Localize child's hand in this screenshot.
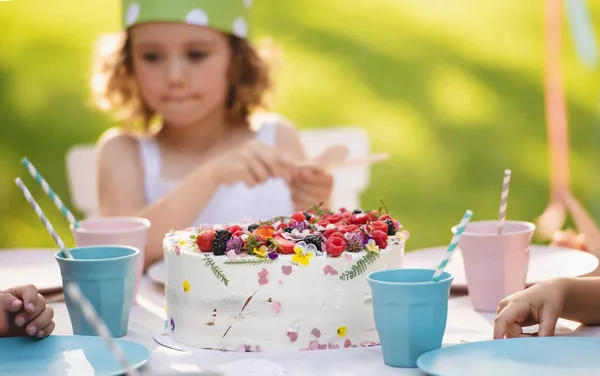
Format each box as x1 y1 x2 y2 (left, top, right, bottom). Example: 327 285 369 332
0 285 55 338
209 139 296 187
290 167 334 210
493 279 566 339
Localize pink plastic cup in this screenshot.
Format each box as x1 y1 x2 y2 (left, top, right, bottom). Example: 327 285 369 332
71 217 151 297
452 220 535 312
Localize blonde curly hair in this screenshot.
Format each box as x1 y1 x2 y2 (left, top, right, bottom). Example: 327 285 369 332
90 31 275 131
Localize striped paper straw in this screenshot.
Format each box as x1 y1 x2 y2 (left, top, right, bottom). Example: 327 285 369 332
14 177 135 375
15 178 71 259
432 209 473 281
21 157 80 228
497 169 512 234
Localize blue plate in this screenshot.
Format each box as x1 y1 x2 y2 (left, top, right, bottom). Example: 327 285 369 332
417 337 600 376
0 335 151 375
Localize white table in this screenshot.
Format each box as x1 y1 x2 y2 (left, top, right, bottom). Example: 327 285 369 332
50 277 600 376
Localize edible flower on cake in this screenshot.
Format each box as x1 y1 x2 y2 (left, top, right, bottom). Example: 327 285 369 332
188 206 408 260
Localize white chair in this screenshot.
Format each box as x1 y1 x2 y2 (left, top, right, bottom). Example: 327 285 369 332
65 126 372 219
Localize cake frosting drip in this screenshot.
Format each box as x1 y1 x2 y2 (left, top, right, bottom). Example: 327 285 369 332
163 208 408 352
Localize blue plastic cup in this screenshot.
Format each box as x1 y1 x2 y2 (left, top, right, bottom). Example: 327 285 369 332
55 245 139 337
367 268 454 368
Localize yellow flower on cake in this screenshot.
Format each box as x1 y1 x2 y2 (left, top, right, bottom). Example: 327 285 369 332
183 280 190 292
366 239 379 253
254 245 269 258
291 241 316 266
337 326 347 337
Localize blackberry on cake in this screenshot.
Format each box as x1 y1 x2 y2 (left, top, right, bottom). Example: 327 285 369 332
303 234 324 252
383 219 396 235
247 223 260 232
212 229 232 255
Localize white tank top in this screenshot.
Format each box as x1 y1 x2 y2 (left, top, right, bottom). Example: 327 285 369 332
137 120 295 226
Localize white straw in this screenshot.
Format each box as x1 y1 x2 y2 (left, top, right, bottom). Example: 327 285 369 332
497 169 512 234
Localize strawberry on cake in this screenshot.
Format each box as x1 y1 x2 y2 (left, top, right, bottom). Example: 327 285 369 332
163 206 408 352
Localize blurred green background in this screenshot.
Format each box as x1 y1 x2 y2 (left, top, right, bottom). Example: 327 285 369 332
1 0 599 252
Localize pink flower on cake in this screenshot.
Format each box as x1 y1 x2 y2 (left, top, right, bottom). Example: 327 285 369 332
344 339 352 348
226 249 237 260
323 265 338 276
344 253 353 262
271 301 281 313
258 268 269 285
281 265 292 275
328 342 340 349
281 228 310 241
291 241 316 266
308 340 319 350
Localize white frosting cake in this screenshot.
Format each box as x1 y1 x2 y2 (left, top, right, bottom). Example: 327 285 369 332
163 209 408 352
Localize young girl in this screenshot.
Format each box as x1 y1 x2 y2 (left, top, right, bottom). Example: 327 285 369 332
91 1 334 268
493 277 600 339
0 285 55 338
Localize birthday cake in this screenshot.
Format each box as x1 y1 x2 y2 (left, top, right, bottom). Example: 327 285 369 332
163 207 408 352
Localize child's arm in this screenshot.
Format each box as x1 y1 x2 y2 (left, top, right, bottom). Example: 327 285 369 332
494 276 600 339
561 277 600 325
274 120 334 210
96 129 295 268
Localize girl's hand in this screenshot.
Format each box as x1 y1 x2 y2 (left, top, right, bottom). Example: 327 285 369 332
290 167 334 210
0 285 55 339
493 279 566 339
208 139 296 187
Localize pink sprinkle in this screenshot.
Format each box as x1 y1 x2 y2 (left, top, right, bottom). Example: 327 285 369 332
271 301 281 313
240 253 249 258
258 268 269 278
318 344 327 350
360 341 380 347
227 250 237 260
174 245 181 255
328 342 340 349
311 328 321 338
237 345 247 352
344 339 352 348
282 265 292 275
323 265 338 276
309 340 319 350
258 268 269 285
278 280 283 284
255 345 262 352
287 331 298 342
344 253 353 262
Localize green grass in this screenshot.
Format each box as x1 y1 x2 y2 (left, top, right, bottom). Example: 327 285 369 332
1 0 599 252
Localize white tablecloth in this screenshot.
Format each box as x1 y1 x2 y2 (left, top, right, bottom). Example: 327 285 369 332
50 277 600 376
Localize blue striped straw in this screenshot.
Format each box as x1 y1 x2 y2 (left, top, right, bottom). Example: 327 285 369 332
15 178 71 259
21 157 80 228
432 209 473 281
14 177 135 374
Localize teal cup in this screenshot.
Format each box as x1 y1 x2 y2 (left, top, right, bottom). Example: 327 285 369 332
55 245 139 337
367 268 454 368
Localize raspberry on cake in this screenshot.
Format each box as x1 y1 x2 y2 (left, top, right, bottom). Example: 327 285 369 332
163 205 409 352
